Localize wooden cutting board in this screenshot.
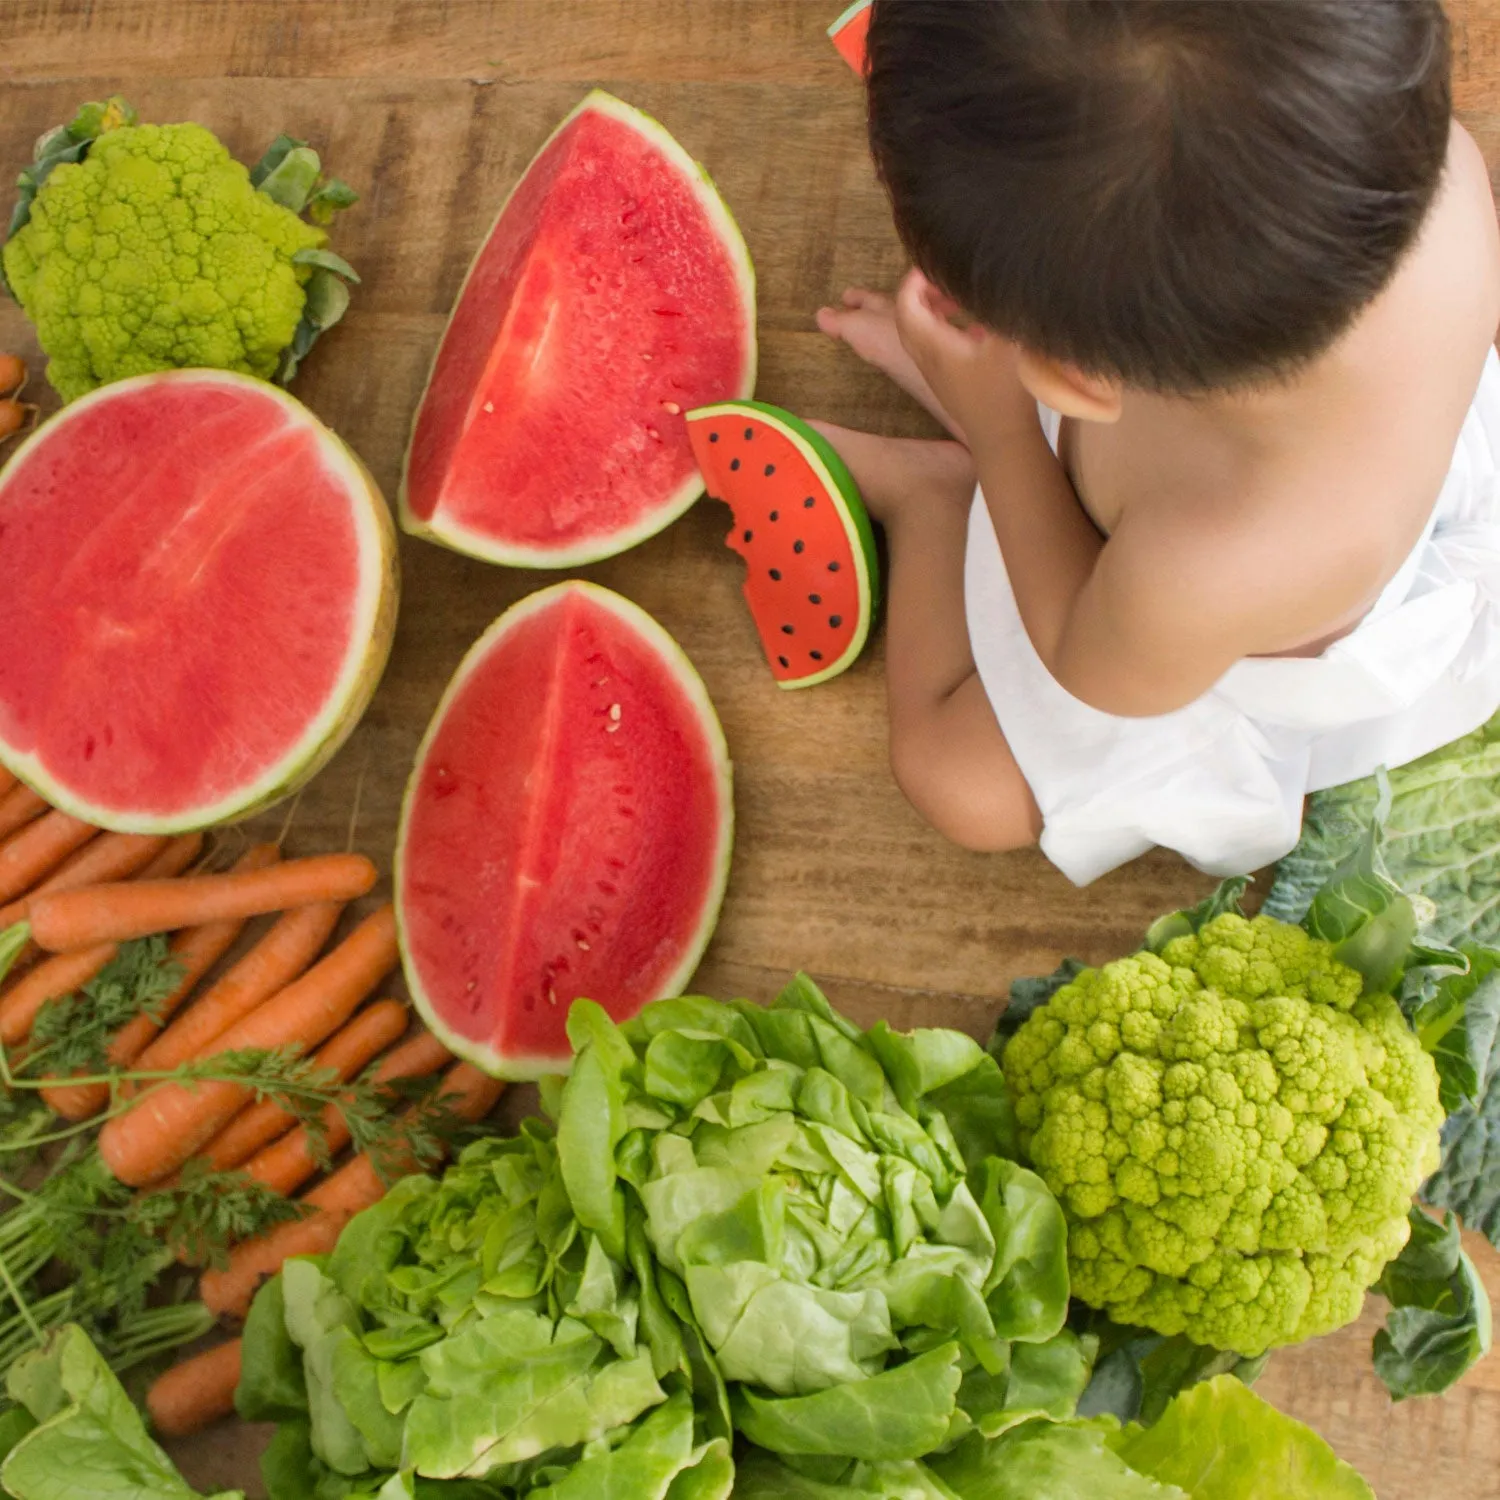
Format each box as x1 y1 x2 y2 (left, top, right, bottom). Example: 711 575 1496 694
4 3 1500 1493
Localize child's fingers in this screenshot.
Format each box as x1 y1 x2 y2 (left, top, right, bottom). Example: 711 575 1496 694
842 287 892 311
895 269 984 364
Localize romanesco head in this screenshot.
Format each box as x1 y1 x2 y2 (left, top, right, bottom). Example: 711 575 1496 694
1001 913 1443 1356
2 122 325 401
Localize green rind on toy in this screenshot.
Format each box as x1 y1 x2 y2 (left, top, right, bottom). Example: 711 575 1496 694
398 90 757 569
687 399 879 690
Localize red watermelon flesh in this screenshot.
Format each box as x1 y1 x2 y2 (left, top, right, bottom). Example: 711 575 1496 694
0 371 397 831
397 581 733 1079
400 91 757 568
687 401 879 689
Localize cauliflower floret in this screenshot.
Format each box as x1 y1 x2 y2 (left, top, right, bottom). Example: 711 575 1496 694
1002 913 1444 1356
3 122 325 401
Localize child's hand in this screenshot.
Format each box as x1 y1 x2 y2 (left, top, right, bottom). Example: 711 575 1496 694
894 270 1035 452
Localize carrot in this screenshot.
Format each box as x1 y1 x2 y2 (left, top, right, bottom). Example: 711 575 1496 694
134 900 344 1076
241 1028 452 1196
198 999 410 1171
98 904 399 1187
146 1339 241 1438
0 811 98 907
199 1061 503 1319
28 852 377 953
0 832 170 929
0 834 205 1046
0 401 37 442
0 354 24 397
41 844 281 1120
0 769 15 801
0 786 47 843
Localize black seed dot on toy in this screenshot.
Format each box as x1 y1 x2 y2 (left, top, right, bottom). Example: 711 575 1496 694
794 540 805 555
730 458 740 471
777 655 789 668
810 650 823 661
830 615 842 628
764 464 775 477
804 496 815 508
744 427 754 440
769 568 781 581
828 561 841 572
769 510 779 522
709 432 719 443
809 593 822 605
742 529 752 542
781 623 794 635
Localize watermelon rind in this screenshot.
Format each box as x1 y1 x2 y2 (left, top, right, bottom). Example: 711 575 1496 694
397 89 758 569
395 579 735 1080
827 0 873 40
0 370 399 834
689 399 880 690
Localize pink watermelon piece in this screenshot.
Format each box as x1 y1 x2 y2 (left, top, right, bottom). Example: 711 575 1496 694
397 581 733 1079
829 0 873 76
400 90 757 567
0 371 397 833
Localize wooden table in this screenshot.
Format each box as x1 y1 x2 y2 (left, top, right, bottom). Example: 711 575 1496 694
5 2 1500 1493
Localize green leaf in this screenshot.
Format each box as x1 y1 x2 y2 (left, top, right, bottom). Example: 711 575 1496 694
257 144 323 213
1409 946 1500 1112
250 133 305 188
557 1001 631 1261
1372 1206 1492 1399
1 1324 238 1500
731 1451 960 1499
1108 1375 1374 1498
237 1273 308 1422
523 1390 700 1499
307 179 360 226
990 960 1087 1056
5 98 135 250
291 247 361 284
930 1420 1182 1500
731 1342 963 1460
1143 878 1250 954
973 1158 1069 1343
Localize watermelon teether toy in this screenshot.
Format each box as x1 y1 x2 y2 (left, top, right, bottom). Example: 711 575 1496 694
828 0 873 77
687 400 879 689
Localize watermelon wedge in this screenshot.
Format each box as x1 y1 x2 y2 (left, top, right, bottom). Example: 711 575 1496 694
0 371 397 833
687 400 879 689
396 581 733 1079
400 91 757 568
829 0 873 76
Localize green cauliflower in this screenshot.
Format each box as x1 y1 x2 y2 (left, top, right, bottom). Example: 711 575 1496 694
3 121 327 401
1001 913 1444 1357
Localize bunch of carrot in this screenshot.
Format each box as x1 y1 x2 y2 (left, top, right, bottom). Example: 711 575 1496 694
0 776 505 1438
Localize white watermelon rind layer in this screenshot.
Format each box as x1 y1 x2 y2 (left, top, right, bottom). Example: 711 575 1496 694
0 370 400 835
395 580 735 1081
397 89 758 569
688 399 879 691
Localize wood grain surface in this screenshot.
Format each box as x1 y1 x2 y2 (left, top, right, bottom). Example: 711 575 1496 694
3 2 1500 1494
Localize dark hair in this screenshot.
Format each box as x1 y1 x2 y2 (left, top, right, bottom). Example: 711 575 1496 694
866 0 1452 393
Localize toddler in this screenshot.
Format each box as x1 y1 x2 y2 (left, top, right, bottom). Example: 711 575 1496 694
816 0 1500 883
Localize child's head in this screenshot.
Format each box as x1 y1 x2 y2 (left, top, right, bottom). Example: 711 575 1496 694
866 0 1452 395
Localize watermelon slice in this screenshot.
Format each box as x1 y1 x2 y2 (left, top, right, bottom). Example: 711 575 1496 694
396 581 733 1079
0 371 397 833
829 0 873 76
400 91 757 568
687 400 879 689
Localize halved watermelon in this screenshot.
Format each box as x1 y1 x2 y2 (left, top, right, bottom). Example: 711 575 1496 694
829 0 873 76
687 400 879 689
396 581 733 1079
400 90 757 567
0 371 397 832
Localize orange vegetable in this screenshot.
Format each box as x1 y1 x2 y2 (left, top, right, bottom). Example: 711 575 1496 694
134 900 344 1076
0 832 171 929
0 786 46 843
42 844 280 1120
98 904 399 1186
0 769 15 800
0 811 99 906
0 400 36 442
0 354 24 397
0 834 204 1045
199 1061 503 1319
199 998 409 1171
241 1028 452 1196
28 852 377 952
146 1339 241 1437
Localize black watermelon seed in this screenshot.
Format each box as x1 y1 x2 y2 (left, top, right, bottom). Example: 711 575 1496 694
769 568 781 581
744 427 754 439
810 650 824 661
830 615 843 628
769 510 779 522
730 458 740 471
764 464 775 477
709 432 719 443
742 529 753 542
809 593 822 605
793 540 805 554
781 624 794 635
778 655 789 668
804 496 815 508
828 560 841 572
